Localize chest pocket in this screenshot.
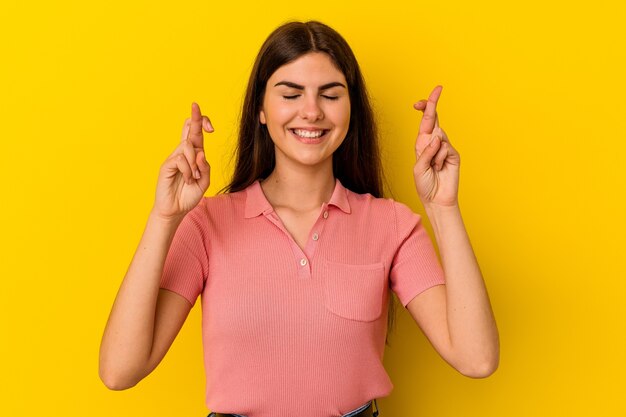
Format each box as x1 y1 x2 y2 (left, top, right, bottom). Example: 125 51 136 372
321 260 385 322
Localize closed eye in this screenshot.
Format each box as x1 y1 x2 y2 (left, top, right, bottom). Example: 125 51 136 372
282 95 340 101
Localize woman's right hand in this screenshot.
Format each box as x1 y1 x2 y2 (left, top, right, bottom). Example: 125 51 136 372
152 102 214 222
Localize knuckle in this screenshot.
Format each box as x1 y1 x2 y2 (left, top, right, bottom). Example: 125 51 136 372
175 142 186 153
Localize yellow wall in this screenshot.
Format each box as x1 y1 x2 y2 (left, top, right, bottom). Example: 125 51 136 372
1 0 624 416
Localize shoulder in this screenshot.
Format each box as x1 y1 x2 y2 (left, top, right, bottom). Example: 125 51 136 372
199 188 246 214
181 189 246 230
345 190 425 246
345 188 421 221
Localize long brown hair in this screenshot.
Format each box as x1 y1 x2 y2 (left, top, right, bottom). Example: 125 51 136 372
220 20 397 344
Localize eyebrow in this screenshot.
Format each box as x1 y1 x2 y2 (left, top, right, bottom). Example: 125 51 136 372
273 81 346 91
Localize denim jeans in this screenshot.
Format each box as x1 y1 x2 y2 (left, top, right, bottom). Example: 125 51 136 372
207 398 379 417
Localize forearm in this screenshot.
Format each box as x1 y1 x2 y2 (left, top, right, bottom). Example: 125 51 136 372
424 203 499 375
99 212 182 388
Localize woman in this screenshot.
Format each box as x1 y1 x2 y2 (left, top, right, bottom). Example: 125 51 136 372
99 20 499 417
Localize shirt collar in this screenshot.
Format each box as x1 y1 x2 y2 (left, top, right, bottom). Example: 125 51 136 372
244 178 351 218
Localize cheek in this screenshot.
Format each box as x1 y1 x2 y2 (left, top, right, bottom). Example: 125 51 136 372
264 105 293 139
265 98 295 123
337 103 351 129
273 106 295 123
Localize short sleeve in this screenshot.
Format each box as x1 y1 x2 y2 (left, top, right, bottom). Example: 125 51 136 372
159 200 210 307
389 201 445 307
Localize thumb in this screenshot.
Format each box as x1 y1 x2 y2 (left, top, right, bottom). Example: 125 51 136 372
196 151 211 190
197 151 209 173
415 135 441 174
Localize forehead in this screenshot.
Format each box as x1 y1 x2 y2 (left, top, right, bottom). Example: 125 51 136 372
268 52 346 85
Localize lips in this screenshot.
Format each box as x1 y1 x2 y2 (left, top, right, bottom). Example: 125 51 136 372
290 128 329 139
289 128 329 144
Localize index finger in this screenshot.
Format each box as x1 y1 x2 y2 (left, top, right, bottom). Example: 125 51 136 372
418 85 443 135
188 102 204 148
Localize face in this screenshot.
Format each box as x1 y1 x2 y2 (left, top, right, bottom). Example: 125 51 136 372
260 52 351 171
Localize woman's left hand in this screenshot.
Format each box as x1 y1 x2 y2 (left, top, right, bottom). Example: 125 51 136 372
413 85 461 208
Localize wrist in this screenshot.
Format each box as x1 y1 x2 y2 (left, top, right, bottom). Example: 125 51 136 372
423 202 462 230
423 201 460 216
148 210 185 230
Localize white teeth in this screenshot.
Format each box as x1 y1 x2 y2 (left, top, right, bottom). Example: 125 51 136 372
293 129 325 138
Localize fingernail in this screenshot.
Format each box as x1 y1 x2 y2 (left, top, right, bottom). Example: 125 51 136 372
194 169 201 179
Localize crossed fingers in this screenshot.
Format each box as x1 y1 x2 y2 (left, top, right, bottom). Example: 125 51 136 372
414 85 442 134
176 102 214 182
414 85 451 161
181 102 214 147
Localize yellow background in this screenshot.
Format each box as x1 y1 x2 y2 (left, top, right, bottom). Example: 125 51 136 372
1 0 624 416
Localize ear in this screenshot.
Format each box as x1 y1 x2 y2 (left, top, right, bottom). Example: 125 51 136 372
259 109 266 125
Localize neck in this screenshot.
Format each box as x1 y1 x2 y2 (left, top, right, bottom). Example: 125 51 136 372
260 160 336 212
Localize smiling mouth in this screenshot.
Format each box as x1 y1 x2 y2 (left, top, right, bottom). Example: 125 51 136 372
290 128 329 139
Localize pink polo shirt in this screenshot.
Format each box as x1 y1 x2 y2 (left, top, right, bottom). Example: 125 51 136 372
160 178 445 417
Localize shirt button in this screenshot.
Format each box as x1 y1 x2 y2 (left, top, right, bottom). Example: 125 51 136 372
312 233 319 241
300 258 308 266
323 211 329 219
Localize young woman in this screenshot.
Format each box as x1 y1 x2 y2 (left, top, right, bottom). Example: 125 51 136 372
99 20 499 417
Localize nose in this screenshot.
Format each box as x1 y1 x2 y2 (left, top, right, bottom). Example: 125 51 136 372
299 94 324 121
